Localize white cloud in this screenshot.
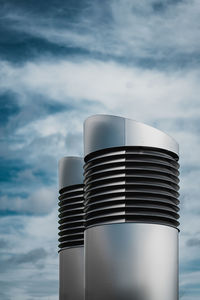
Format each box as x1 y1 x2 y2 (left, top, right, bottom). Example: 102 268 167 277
1 57 200 220
1 59 200 122
0 186 57 214
109 0 200 57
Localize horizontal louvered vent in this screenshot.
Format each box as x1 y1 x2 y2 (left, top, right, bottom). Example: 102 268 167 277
84 147 180 229
58 184 84 250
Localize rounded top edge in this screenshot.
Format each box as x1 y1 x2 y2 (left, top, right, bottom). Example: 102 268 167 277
84 114 124 123
84 114 179 157
58 156 84 190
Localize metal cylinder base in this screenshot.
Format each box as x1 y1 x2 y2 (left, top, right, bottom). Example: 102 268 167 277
85 223 178 300
59 247 84 300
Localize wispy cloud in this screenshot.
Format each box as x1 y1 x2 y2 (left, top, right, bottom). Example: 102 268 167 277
2 0 200 65
0 211 58 299
1 59 200 119
0 0 200 299
0 186 57 214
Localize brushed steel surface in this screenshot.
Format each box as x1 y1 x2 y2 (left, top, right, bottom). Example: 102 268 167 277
58 156 85 300
84 115 179 157
58 156 84 191
85 223 178 300
59 247 84 300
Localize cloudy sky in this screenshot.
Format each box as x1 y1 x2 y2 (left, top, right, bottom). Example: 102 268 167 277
0 0 200 299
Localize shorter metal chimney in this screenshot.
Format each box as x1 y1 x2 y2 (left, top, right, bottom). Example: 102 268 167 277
58 157 84 300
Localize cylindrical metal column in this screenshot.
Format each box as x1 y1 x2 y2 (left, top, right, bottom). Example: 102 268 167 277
58 157 85 300
84 115 180 300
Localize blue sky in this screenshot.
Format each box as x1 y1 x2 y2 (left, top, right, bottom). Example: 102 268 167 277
0 0 200 299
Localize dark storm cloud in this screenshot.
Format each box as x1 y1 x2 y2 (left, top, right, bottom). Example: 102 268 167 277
0 0 86 19
152 0 183 13
0 92 20 126
0 0 88 63
0 248 48 274
0 30 90 63
187 238 200 247
0 90 74 214
0 158 28 183
9 247 48 264
0 153 55 190
0 93 73 134
0 238 9 249
0 126 59 215
1 0 200 69
0 0 90 62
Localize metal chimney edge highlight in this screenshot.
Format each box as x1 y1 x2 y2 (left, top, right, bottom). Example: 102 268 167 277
58 156 84 300
59 156 84 190
84 115 180 300
84 114 179 157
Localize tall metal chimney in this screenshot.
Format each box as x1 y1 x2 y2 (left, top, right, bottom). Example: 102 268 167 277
58 157 85 300
84 115 180 300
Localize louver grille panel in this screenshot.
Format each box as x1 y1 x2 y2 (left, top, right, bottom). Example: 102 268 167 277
84 147 180 229
58 184 84 250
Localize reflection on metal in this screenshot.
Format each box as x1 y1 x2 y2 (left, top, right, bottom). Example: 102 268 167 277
84 115 179 157
84 115 180 300
58 157 84 300
59 248 84 300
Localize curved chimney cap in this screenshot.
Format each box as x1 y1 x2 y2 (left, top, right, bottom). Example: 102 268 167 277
84 115 179 157
58 156 84 191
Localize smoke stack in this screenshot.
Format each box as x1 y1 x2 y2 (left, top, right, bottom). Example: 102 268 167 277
84 115 180 300
58 157 85 300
